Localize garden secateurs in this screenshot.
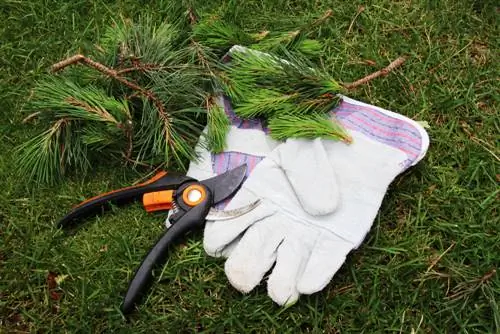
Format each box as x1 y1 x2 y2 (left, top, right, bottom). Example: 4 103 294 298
56 164 258 314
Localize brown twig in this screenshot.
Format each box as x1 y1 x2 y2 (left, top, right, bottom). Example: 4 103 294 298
460 121 500 162
347 6 365 35
188 7 198 25
116 64 166 75
425 242 456 274
344 56 407 89
310 9 333 28
51 55 86 72
480 269 496 283
123 123 134 160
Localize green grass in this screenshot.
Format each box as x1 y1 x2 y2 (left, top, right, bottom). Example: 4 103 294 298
1 0 499 332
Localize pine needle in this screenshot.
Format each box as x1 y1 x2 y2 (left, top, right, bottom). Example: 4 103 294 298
233 90 299 118
206 97 230 153
268 114 352 143
193 18 255 51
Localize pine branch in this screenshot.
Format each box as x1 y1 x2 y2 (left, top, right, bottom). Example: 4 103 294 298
51 54 172 138
217 46 351 143
30 77 131 125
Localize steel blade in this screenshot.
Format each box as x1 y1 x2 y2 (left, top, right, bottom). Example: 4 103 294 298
200 164 247 204
205 200 261 221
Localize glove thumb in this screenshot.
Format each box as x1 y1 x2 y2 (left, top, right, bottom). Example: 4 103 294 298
274 138 339 216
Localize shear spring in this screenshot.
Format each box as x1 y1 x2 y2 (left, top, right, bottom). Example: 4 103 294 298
172 201 179 214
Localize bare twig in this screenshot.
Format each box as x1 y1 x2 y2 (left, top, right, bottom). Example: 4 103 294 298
310 9 333 28
188 7 198 25
344 56 407 89
347 6 365 35
116 64 166 75
447 268 496 300
51 55 86 72
460 122 500 162
53 54 145 93
480 269 496 283
425 242 456 274
125 131 134 160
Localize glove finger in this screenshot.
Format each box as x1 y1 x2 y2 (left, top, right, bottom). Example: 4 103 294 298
267 230 313 306
279 138 340 215
204 200 275 257
224 217 283 293
297 234 353 295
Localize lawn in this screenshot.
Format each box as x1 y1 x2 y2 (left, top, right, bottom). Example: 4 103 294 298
1 0 498 332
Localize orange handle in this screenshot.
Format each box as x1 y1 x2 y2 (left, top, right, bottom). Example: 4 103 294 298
142 190 174 212
74 171 169 209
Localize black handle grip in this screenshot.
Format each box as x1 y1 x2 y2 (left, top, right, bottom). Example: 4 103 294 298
57 172 192 228
121 190 212 315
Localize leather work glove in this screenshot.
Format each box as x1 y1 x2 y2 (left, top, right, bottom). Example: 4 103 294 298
187 95 429 306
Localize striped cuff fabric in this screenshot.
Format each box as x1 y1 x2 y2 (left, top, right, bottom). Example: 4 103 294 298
334 96 429 170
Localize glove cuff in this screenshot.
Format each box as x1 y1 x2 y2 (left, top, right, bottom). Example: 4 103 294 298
335 96 429 170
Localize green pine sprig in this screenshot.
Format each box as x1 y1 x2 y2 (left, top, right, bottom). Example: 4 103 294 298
268 113 352 143
216 47 349 143
232 89 299 118
193 17 255 51
224 48 343 100
205 96 230 153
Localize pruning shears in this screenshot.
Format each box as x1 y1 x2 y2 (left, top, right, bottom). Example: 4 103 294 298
57 164 255 314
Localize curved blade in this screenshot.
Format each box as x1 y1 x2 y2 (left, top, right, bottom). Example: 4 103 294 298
206 200 261 221
200 164 247 204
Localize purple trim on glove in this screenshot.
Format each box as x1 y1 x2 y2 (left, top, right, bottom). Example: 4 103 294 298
334 100 423 168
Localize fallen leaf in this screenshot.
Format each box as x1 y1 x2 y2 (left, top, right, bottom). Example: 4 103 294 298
55 274 69 285
477 101 487 110
50 291 61 300
426 184 437 194
416 120 430 129
47 271 58 290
